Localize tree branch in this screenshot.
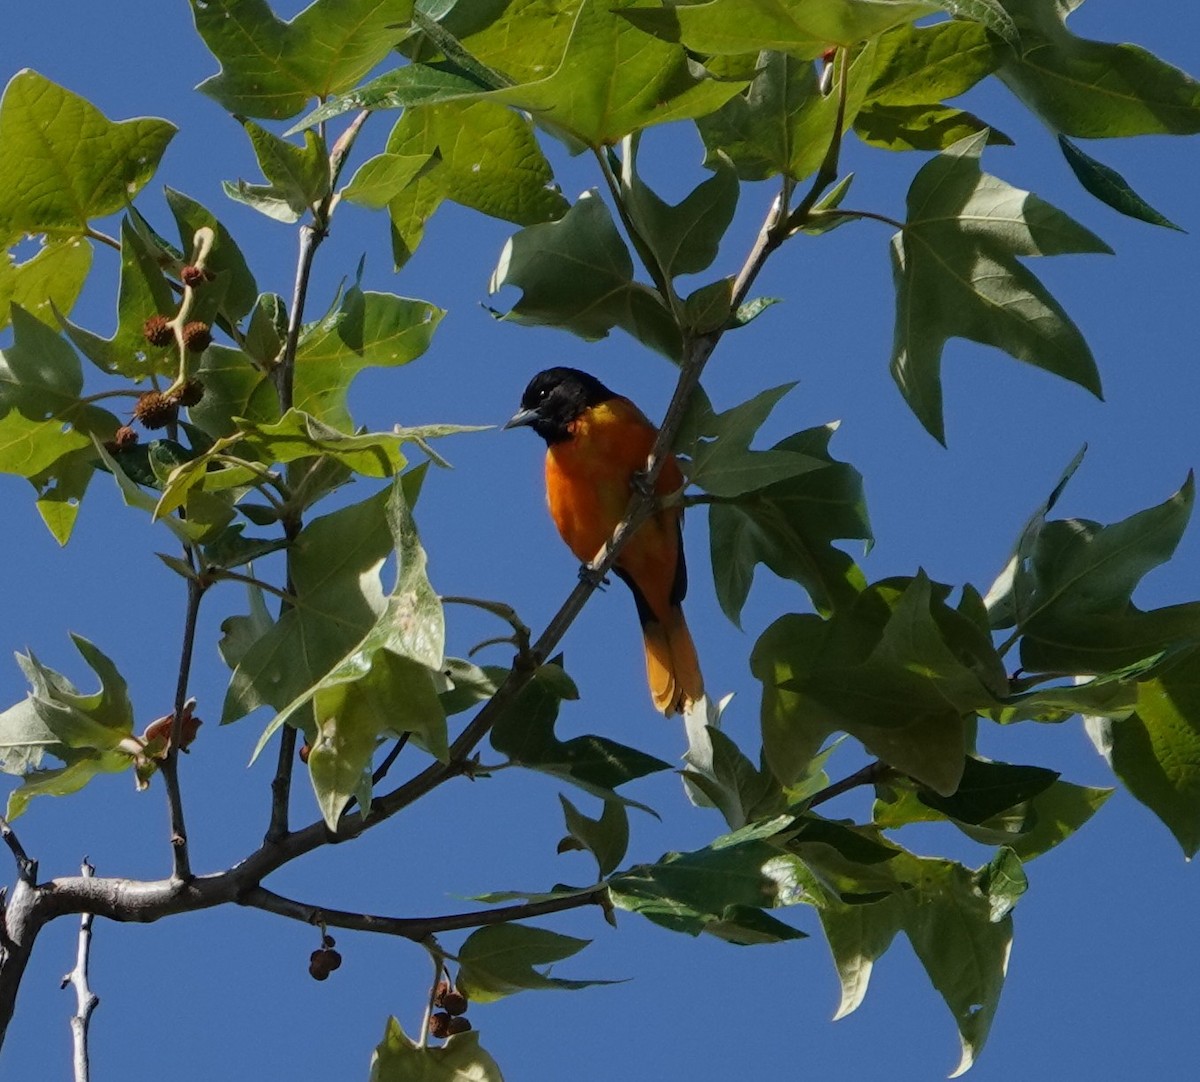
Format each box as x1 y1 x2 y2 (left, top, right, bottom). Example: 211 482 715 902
160 575 205 882
60 861 98 1082
238 884 606 940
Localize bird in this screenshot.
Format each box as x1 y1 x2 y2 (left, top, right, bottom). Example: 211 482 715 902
505 366 704 716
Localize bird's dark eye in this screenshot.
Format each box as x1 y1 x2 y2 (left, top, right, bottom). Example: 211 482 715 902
537 388 549 401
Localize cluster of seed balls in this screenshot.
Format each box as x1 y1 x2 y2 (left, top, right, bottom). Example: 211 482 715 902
107 288 212 450
428 979 472 1038
308 934 343 980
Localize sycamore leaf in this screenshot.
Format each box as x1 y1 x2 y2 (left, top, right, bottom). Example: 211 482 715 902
163 189 259 325
455 924 613 1002
864 18 1003 106
224 486 395 724
855 102 1012 151
59 218 178 379
0 70 175 243
1057 136 1183 231
815 848 1018 1076
1012 474 1200 673
618 145 738 282
622 0 936 58
0 306 120 542
383 100 567 268
191 0 416 120
189 345 279 439
558 795 630 877
997 0 1200 138
0 236 91 332
677 383 823 499
0 698 63 776
489 191 680 360
294 284 444 430
490 663 670 807
224 123 331 223
697 46 876 183
6 750 132 821
890 131 1110 443
707 422 871 626
487 0 745 149
1086 646 1200 857
370 1018 504 1082
752 575 1005 794
341 152 436 210
19 635 133 751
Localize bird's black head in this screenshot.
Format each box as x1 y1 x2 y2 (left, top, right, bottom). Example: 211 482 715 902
504 367 616 444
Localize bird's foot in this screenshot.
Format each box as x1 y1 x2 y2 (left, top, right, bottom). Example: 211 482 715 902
578 564 610 590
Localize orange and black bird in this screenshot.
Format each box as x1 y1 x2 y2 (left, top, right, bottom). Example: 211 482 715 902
505 367 704 716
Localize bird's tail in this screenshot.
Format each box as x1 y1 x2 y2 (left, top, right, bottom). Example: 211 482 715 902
642 606 704 717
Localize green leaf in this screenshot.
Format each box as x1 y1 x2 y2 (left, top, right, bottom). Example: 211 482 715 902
0 306 120 542
224 123 331 223
1015 474 1200 673
558 795 630 877
370 1017 504 1082
753 575 1005 794
707 422 871 625
681 717 785 831
341 152 436 210
609 830 806 939
164 189 259 325
920 756 1060 824
6 750 132 821
484 0 745 149
18 635 134 754
816 848 1016 1076
490 663 671 805
623 0 936 57
854 102 1012 151
384 100 568 268
997 0 1200 138
864 18 1003 106
489 191 680 361
697 46 876 183
254 473 447 827
218 582 274 672
294 285 444 430
191 0 416 120
224 486 396 723
1058 135 1183 231
619 148 739 281
0 236 91 332
189 345 279 438
678 383 824 499
935 0 1017 46
455 924 611 1002
0 697 66 776
59 218 178 379
0 70 175 243
890 130 1110 443
1087 646 1200 857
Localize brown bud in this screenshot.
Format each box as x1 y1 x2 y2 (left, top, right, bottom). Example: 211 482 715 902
180 264 207 287
446 1017 472 1036
324 948 343 972
141 701 202 759
428 1012 453 1040
433 979 451 1006
143 315 174 348
113 425 139 449
181 320 212 353
441 991 468 1017
133 390 178 430
171 377 205 408
298 742 311 764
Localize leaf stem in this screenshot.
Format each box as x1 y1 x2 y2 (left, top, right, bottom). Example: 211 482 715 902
807 760 894 809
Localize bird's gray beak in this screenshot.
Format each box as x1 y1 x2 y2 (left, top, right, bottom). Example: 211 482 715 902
503 407 539 430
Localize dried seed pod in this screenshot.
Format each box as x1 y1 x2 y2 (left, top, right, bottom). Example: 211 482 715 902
181 320 212 353
143 315 174 348
133 390 178 430
180 264 207 287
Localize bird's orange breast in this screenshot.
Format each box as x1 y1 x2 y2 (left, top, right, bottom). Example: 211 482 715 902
544 396 684 622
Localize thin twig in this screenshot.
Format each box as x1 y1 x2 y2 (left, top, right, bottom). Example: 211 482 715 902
0 816 35 885
807 761 894 809
161 574 205 881
206 568 295 603
60 860 98 1082
372 734 411 787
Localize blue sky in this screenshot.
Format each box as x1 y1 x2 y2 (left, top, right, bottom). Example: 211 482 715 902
1 3 1198 1079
